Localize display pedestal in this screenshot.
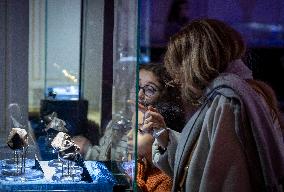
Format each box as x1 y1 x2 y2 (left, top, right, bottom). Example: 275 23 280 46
0 160 117 191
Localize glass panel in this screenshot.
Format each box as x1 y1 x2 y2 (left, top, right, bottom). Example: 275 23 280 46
27 0 139 191
45 0 81 100
29 0 84 161
80 0 103 129
28 0 46 113
28 0 82 112
111 0 138 190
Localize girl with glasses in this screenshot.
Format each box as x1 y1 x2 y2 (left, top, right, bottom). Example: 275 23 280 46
127 63 186 192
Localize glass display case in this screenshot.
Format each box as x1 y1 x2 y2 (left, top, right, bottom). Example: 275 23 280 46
0 0 139 191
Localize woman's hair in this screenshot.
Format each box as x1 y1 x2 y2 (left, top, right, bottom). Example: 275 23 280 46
164 19 246 105
247 79 284 131
139 63 186 132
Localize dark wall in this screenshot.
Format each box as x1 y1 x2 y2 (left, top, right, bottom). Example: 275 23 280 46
0 0 7 133
248 48 284 109
0 0 29 132
147 0 284 47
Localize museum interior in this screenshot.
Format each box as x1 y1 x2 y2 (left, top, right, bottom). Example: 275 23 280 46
0 0 284 191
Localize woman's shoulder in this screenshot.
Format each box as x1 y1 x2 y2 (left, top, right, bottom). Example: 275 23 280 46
204 92 241 116
204 86 242 109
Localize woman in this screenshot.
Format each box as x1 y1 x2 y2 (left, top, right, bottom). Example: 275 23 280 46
143 19 284 191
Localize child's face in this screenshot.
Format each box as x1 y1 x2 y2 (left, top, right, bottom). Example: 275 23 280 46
127 69 162 162
138 69 162 106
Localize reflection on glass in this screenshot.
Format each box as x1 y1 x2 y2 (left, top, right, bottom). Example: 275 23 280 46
111 1 138 191
29 0 82 114
45 0 81 99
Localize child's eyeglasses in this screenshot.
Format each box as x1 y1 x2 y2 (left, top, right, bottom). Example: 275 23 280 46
139 85 159 97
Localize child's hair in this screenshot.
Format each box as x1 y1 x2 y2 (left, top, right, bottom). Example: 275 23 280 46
139 63 186 132
139 63 183 103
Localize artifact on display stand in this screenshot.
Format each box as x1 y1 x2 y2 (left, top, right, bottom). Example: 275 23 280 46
7 128 28 150
0 104 44 181
50 132 83 181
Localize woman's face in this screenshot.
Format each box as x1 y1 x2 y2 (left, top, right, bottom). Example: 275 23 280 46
139 69 162 106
